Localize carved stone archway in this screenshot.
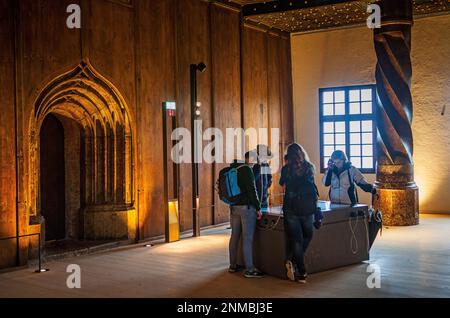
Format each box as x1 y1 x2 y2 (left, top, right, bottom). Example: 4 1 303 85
29 61 136 241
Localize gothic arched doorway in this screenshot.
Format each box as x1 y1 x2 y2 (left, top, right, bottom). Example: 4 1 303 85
29 62 136 244
40 114 66 241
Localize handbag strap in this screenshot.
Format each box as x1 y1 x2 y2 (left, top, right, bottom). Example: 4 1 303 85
347 168 359 205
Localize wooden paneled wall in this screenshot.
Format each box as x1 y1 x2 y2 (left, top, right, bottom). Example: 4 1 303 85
135 0 176 238
211 4 242 224
242 24 293 205
175 0 214 231
242 25 269 131
0 0 294 268
0 0 18 268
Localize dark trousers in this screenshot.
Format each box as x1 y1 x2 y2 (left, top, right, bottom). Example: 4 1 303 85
284 212 314 276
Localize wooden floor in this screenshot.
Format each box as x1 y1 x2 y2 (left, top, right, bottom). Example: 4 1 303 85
0 214 449 298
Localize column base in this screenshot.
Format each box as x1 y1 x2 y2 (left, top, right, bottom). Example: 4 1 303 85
374 185 419 226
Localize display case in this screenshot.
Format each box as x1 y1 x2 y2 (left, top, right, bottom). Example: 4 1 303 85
239 201 371 278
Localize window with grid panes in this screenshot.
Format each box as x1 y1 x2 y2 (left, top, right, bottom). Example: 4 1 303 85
319 85 377 173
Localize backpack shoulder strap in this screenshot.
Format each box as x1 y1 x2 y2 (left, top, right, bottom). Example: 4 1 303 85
233 164 249 171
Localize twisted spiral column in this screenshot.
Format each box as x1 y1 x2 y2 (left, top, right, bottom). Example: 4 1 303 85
374 0 419 226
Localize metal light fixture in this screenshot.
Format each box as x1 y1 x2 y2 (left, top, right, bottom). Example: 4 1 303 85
194 62 207 73
195 102 201 118
162 101 180 243
190 62 207 237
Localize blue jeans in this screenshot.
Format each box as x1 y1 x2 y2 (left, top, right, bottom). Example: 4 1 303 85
229 205 257 272
284 212 314 276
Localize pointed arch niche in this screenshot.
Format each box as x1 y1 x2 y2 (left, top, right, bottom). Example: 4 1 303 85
29 62 136 241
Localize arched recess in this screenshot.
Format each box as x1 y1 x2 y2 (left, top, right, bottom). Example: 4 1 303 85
29 61 136 241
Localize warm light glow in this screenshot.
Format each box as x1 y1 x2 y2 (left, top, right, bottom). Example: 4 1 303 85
414 174 435 211
162 235 229 255
168 200 180 242
168 200 179 216
35 268 49 273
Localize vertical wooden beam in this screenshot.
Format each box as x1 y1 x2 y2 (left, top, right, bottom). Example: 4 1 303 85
81 0 89 61
12 0 21 266
208 2 216 225
133 0 140 241
13 0 28 266
239 11 245 130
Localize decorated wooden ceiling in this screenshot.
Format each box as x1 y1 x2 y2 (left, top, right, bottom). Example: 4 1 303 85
230 0 450 33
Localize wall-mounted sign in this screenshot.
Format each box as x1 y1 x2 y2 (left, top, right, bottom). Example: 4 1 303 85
163 101 177 117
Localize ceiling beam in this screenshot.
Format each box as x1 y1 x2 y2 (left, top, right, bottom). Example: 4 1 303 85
242 0 359 17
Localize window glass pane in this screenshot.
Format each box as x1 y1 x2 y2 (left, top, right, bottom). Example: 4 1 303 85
350 121 361 132
323 122 334 133
349 90 360 102
351 157 362 168
350 145 361 157
323 91 333 103
334 103 345 115
362 157 373 169
349 102 360 115
335 145 346 153
361 102 372 114
335 121 346 133
361 120 373 132
362 133 373 144
335 133 346 145
361 89 372 101
334 91 345 103
323 103 334 116
350 133 361 144
324 146 335 157
362 145 373 156
324 134 334 145
320 86 375 172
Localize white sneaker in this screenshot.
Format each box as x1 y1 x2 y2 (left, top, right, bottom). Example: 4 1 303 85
297 274 307 284
285 261 295 281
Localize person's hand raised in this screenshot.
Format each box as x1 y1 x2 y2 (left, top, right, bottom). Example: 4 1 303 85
327 159 334 170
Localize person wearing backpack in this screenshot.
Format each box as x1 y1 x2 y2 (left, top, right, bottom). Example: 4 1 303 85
279 143 318 284
322 150 376 206
221 152 263 278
